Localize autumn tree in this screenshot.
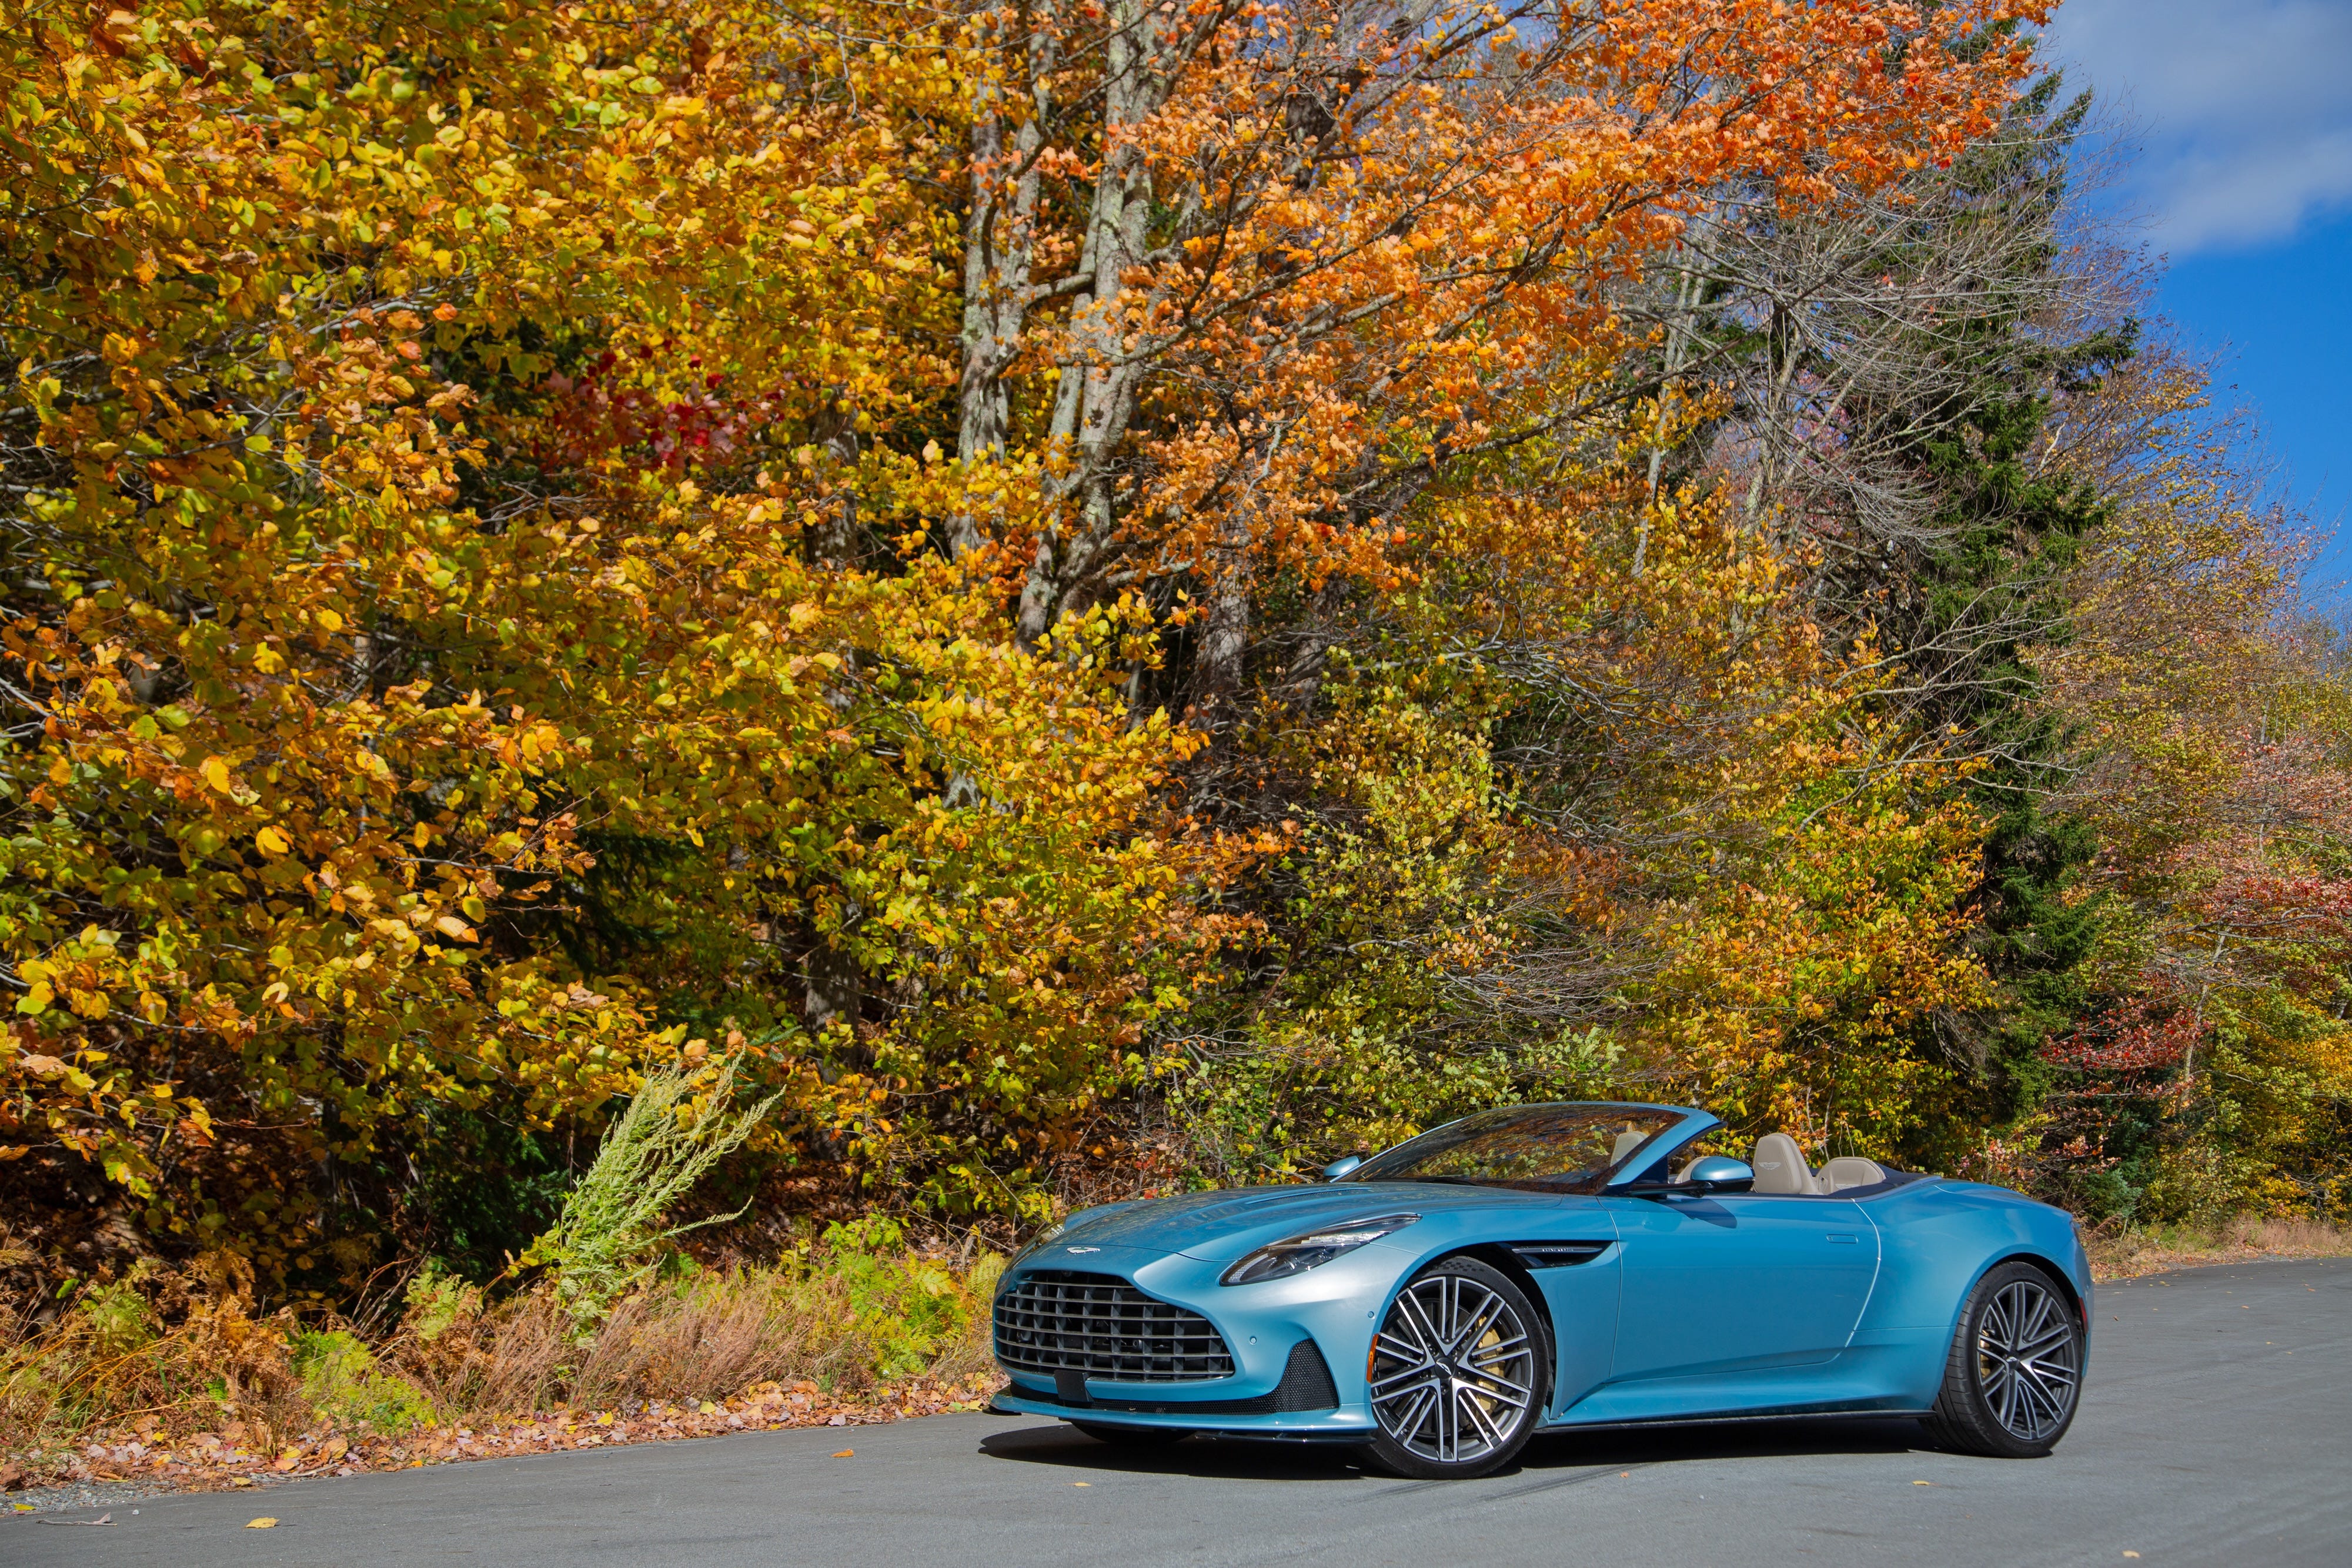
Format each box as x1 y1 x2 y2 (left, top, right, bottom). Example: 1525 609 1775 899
2028 352 2352 1221
0 0 1240 1279
943 0 2047 685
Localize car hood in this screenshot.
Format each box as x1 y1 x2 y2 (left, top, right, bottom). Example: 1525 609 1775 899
1057 1181 1562 1263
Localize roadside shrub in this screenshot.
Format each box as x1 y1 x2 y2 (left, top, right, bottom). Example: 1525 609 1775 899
76 1282 156 1359
402 1264 484 1345
289 1329 436 1434
824 1219 998 1378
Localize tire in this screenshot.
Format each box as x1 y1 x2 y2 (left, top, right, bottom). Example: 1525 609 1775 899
1922 1259 2085 1458
1071 1420 1192 1448
1359 1256 1548 1480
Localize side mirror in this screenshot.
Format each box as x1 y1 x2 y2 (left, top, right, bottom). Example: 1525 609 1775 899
1321 1154 1365 1182
1682 1155 1755 1193
1616 1155 1755 1196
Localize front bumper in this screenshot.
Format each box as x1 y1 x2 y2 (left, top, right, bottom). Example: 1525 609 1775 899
989 1241 1402 1436
992 1384 1373 1439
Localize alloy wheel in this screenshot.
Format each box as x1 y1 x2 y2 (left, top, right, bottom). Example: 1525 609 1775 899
1973 1276 2080 1443
1368 1271 1539 1465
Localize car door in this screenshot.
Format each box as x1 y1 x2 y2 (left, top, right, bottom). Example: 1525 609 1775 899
1601 1191 1879 1383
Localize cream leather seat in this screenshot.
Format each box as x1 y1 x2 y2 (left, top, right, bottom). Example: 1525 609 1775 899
1749 1132 1820 1195
1819 1156 1887 1192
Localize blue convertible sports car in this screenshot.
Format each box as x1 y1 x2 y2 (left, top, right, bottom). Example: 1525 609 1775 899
991 1102 2091 1478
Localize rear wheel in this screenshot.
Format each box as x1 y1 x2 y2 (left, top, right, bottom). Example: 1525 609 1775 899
1071 1420 1191 1448
1923 1260 2084 1457
1359 1256 1546 1479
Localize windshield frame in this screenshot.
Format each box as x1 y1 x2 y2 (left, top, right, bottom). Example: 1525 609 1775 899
1334 1102 1718 1195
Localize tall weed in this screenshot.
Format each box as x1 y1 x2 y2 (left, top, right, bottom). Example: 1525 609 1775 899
526 1049 780 1332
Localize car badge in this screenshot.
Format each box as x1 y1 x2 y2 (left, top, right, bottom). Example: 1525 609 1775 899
1065 1246 1100 1254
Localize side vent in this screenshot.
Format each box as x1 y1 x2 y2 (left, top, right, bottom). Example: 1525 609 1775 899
1509 1241 1612 1271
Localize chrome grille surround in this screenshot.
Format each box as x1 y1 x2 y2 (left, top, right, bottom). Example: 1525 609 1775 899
993 1269 1237 1382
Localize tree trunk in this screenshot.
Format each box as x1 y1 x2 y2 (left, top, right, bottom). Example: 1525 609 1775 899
950 7 1055 559
1017 0 1169 648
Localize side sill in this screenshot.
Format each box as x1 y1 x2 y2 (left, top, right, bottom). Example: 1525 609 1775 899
1540 1406 1935 1433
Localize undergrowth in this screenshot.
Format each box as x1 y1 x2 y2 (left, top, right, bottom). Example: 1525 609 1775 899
2083 1215 2352 1280
0 1231 1003 1468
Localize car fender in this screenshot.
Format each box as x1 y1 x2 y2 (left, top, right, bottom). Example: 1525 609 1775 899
1348 1201 1623 1418
1844 1179 2090 1406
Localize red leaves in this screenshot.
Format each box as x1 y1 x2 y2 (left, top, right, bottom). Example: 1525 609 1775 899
537 350 794 474
2044 991 2202 1075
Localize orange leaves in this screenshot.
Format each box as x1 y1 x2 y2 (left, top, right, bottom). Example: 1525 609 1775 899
952 0 2046 648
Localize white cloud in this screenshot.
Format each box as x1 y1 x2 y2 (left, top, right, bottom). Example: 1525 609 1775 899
2039 0 2352 253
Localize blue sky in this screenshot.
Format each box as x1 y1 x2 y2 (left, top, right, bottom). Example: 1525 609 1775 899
2039 0 2352 600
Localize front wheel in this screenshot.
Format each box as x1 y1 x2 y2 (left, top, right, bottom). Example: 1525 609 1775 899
1359 1256 1548 1479
1923 1260 2084 1457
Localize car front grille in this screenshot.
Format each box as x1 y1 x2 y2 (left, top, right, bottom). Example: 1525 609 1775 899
993 1270 1237 1382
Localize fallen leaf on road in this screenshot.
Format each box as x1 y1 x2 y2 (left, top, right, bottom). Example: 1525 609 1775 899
1913 1480 1932 1486
1073 1482 1090 1487
831 1449 854 1458
247 1517 279 1529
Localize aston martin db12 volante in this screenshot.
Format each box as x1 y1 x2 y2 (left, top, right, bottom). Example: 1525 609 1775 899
990 1102 2090 1477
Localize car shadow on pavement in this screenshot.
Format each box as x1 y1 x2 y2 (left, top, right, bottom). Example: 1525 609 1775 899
979 1423 1369 1481
978 1415 1935 1483
1524 1415 1932 1469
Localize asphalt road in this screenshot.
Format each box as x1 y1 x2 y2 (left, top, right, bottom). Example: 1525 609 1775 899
9 1257 2345 1568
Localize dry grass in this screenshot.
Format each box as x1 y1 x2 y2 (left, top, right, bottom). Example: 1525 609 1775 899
1 1246 1005 1496
2084 1215 2352 1281
401 1255 1003 1417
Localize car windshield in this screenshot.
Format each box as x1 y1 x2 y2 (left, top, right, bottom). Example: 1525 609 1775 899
1337 1105 1686 1193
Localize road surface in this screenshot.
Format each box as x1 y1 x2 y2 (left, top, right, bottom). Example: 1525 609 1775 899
8 1256 2345 1568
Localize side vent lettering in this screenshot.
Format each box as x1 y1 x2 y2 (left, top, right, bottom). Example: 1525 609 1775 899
1508 1241 1611 1270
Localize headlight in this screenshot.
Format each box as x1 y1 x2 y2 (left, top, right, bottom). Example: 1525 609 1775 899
1220 1213 1419 1286
1009 1221 1065 1269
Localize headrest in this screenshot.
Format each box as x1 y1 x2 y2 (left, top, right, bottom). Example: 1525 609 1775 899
1819 1156 1888 1193
1749 1132 1819 1195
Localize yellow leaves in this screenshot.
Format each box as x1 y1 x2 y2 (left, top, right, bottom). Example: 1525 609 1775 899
2 0 2061 1255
